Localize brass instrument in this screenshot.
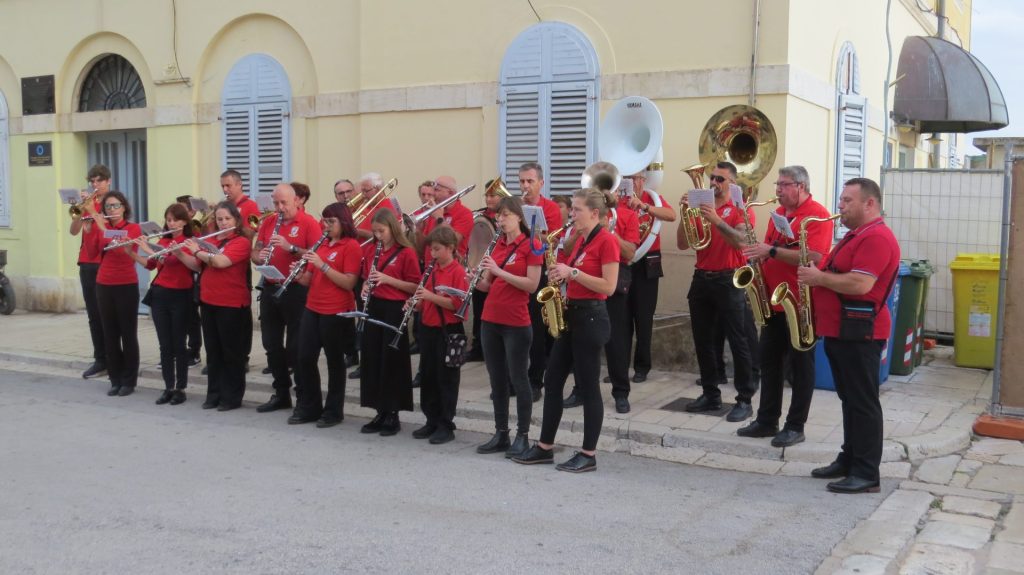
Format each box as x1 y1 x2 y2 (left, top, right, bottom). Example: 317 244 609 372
350 177 398 226
484 177 512 199
536 223 571 338
191 210 214 235
274 231 330 299
770 214 840 351
732 197 780 326
698 105 777 202
680 164 712 250
409 184 476 226
391 259 436 349
580 161 621 194
455 227 501 320
247 209 275 230
69 189 100 218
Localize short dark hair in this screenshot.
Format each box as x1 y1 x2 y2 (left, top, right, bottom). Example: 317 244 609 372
716 162 738 177
291 181 311 204
426 224 458 249
164 203 194 237
845 177 882 204
220 169 243 183
103 190 131 221
88 164 111 181
334 179 354 190
321 202 357 239
518 162 545 180
552 195 572 209
175 194 193 204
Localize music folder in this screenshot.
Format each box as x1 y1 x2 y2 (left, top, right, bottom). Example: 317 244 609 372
138 221 163 236
254 265 286 281
188 198 209 212
523 205 547 233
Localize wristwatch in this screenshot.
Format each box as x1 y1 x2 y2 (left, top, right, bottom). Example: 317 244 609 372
289 245 298 255
768 247 778 259
570 268 580 281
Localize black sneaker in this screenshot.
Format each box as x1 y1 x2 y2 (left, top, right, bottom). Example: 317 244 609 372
155 390 174 405
82 362 107 379
684 395 722 413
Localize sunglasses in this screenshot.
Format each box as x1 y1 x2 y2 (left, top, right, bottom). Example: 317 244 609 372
709 175 728 183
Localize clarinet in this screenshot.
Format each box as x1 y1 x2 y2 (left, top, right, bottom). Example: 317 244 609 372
454 228 500 320
256 212 284 292
389 259 436 350
358 240 385 335
273 231 330 299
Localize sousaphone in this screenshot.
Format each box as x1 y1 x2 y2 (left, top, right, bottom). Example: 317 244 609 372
698 105 777 201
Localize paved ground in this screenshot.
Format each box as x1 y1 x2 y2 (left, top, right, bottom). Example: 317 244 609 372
1 368 886 575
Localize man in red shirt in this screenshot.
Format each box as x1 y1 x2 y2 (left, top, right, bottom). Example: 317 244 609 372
799 178 900 494
333 179 357 204
519 162 561 402
250 183 324 413
70 164 112 379
354 172 397 241
737 166 834 448
221 169 261 230
676 161 756 422
418 176 473 262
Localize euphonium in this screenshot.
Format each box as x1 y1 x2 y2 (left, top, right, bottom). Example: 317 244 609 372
535 224 570 338
770 214 840 351
733 197 780 326
681 164 712 250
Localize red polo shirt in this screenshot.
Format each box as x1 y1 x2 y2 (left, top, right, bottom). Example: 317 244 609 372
761 196 834 312
481 233 543 327
422 259 469 327
306 237 362 315
199 234 253 308
626 189 669 254
694 200 750 271
421 200 474 260
95 220 141 286
562 227 619 301
77 196 106 265
235 195 261 223
611 205 641 265
813 218 900 340
361 242 422 302
257 211 322 281
356 197 396 231
146 236 195 290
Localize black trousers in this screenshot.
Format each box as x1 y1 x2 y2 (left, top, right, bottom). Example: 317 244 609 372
470 288 488 353
419 323 464 430
481 321 533 434
201 303 249 407
540 303 611 452
755 313 815 431
604 288 631 399
150 285 191 390
687 272 754 403
259 283 308 395
527 287 554 390
710 299 762 383
360 298 413 412
187 288 202 358
96 283 139 388
295 309 355 420
79 263 105 362
627 257 660 375
825 338 886 482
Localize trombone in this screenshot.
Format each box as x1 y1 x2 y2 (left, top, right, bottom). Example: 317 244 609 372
409 184 476 225
349 177 398 226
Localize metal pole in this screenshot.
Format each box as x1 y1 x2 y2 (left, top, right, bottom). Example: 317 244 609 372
748 0 762 107
991 144 1014 412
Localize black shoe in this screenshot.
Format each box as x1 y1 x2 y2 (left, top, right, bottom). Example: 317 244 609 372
602 375 611 384
288 412 319 425
316 416 343 428
155 390 174 405
509 386 517 397
632 372 648 383
684 395 722 413
556 451 597 473
201 365 209 376
476 431 510 454
82 362 107 379
217 403 241 412
261 366 272 375
465 349 484 362
726 401 753 422
170 390 187 405
412 423 438 439
736 421 779 438
512 444 554 465
615 397 630 414
361 412 385 434
532 387 542 403
409 342 420 355
256 394 292 413
811 461 850 479
378 412 400 436
505 433 530 459
771 429 806 448
107 386 122 397
562 392 583 409
827 476 880 494
348 367 361 380
412 373 421 388
345 354 359 368
188 356 201 368
201 398 219 409
117 386 135 397
428 427 455 445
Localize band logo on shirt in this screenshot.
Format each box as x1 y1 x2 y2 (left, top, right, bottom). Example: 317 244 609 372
507 252 518 265
328 252 338 262
575 251 587 266
722 207 732 218
289 226 299 238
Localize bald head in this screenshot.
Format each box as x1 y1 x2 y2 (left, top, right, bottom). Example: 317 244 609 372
271 183 299 219
433 175 457 201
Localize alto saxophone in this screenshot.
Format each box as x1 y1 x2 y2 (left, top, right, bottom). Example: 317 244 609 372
535 224 570 339
732 197 779 327
770 214 840 351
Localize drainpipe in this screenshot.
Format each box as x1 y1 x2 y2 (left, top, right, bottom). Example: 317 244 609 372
882 0 894 168
933 0 946 166
991 143 1014 412
748 0 761 107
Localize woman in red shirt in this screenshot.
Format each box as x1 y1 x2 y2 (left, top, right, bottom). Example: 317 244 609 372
359 209 421 436
130 204 195 404
182 201 253 412
288 202 361 428
474 196 542 457
513 188 619 473
90 191 142 397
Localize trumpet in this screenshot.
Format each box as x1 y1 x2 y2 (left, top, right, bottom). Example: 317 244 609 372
771 214 840 351
146 227 234 260
390 259 436 349
248 209 275 230
681 164 711 250
536 223 571 338
69 190 100 218
350 178 398 226
733 197 780 327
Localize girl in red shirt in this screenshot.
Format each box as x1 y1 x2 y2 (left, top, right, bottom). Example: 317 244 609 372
359 209 421 436
90 191 142 397
409 226 468 445
130 203 194 404
513 188 619 473
182 201 253 412
474 197 542 457
288 202 361 428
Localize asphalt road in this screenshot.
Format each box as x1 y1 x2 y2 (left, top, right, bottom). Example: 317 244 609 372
0 367 890 574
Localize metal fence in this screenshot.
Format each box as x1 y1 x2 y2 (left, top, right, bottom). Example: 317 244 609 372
882 168 1004 334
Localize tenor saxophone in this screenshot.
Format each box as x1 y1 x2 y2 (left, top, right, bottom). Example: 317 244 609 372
770 214 840 351
535 224 570 338
732 197 779 327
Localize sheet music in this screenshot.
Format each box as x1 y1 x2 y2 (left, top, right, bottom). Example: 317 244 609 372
523 205 547 233
188 198 209 212
687 189 715 208
138 221 162 235
195 240 222 254
58 188 80 204
770 212 796 239
254 194 274 211
103 229 127 239
618 178 634 196
254 265 286 281
730 184 745 209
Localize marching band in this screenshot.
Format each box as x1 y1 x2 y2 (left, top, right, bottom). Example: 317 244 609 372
66 97 900 490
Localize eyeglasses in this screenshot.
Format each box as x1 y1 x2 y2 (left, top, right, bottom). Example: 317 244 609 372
774 181 800 188
105 202 123 210
709 175 728 183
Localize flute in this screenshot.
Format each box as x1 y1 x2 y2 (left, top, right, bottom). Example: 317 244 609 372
145 228 233 259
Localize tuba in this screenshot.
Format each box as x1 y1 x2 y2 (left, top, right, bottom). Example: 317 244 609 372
698 105 777 202
770 214 840 351
535 223 571 339
680 164 712 250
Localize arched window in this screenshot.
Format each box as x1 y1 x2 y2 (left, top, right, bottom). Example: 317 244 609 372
498 23 599 196
834 42 866 233
221 54 291 196
78 54 147 112
0 90 9 227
